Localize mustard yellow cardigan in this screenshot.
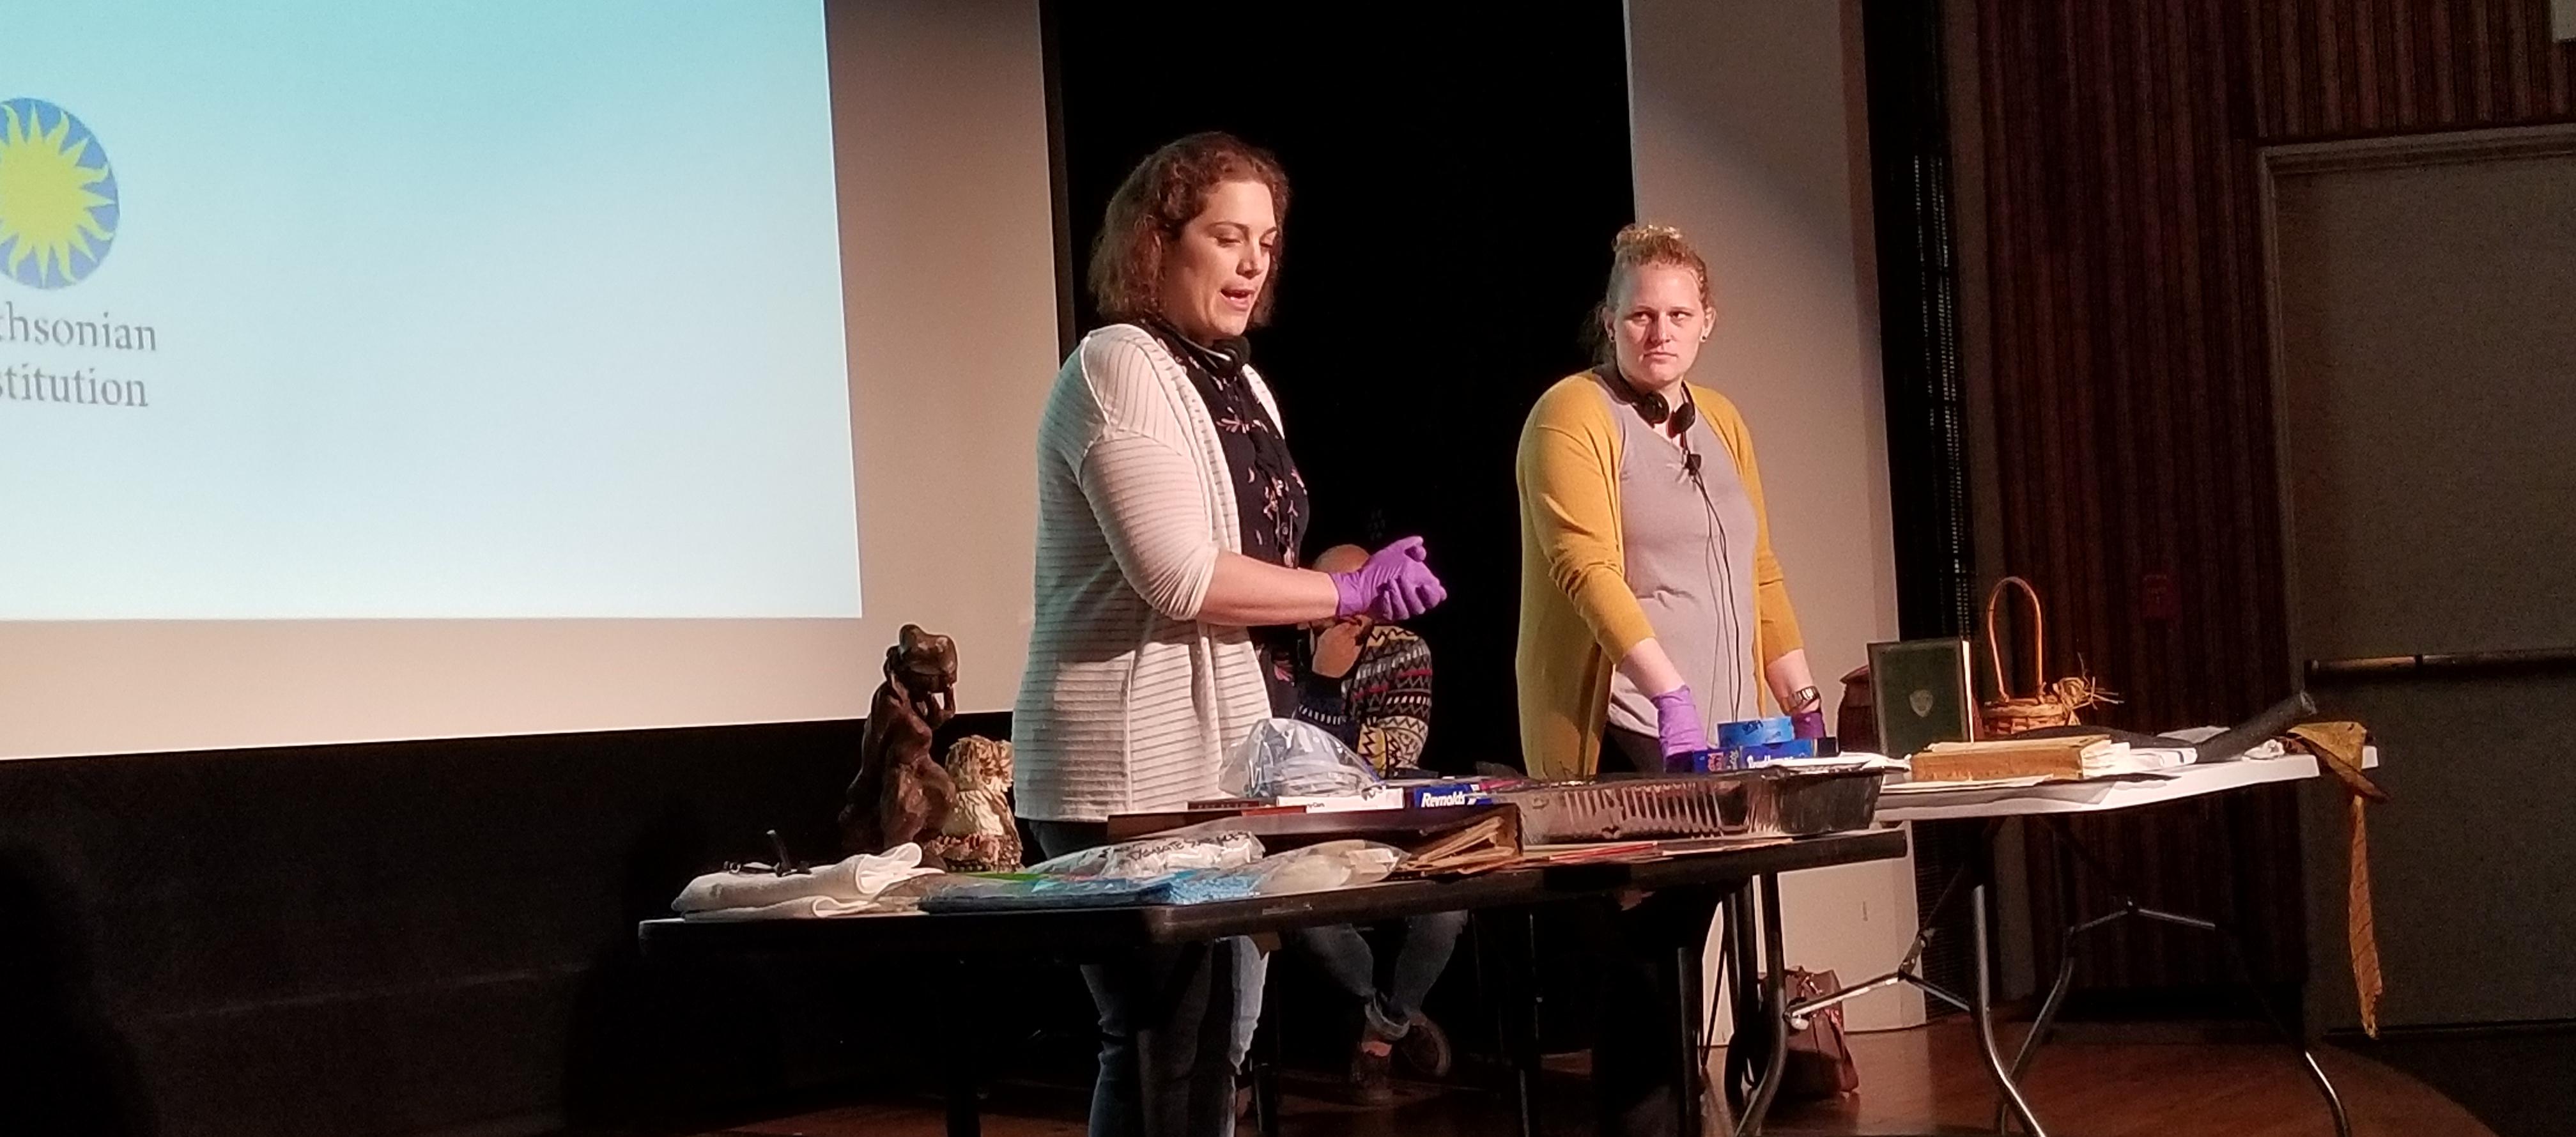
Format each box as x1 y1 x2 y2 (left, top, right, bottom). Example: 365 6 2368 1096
1514 373 1805 779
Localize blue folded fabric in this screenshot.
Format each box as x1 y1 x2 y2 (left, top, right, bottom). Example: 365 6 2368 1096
916 874 1166 912
914 867 1274 912
1149 869 1270 906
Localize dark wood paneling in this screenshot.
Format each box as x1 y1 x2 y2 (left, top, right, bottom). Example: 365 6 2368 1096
1971 0 2573 997
2251 0 2576 141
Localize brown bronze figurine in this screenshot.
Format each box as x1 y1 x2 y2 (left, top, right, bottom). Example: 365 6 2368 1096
840 624 960 862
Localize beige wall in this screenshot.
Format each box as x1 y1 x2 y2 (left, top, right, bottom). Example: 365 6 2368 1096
1626 0 1922 1030
832 0 1057 712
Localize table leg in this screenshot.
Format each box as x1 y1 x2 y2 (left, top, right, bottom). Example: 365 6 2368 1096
2203 909 2353 1137
1678 932 1708 1137
1517 1054 1539 1137
1471 906 1543 1137
1987 912 2092 1132
1763 827 2038 1136
946 1067 980 1137
1730 874 1791 1137
1718 883 1762 1112
1970 886 2048 1137
2017 816 2352 1137
2006 947 2080 1085
1253 1017 1282 1137
944 957 983 1137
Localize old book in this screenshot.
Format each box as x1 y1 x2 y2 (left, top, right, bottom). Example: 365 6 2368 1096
1397 808 1523 876
1163 804 1525 876
1869 637 1978 762
1909 735 2115 783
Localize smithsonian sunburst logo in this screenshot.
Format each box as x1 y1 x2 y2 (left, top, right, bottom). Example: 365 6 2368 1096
0 98 120 290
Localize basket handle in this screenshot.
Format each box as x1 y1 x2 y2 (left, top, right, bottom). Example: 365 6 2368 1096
1984 576 2046 698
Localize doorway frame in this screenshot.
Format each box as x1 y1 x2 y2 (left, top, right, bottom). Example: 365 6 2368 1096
2253 121 2576 1032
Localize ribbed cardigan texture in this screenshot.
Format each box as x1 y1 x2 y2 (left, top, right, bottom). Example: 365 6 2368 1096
1012 324 1281 823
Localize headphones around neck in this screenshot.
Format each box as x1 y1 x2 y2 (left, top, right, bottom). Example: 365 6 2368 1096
1146 314 1252 378
1597 364 1697 433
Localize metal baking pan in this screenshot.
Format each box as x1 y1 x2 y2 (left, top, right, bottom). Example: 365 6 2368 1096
1495 768 1886 843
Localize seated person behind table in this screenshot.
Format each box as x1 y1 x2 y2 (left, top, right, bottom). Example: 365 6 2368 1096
1277 543 1465 1106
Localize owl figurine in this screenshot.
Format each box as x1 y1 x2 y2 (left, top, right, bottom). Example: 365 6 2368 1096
923 736 1019 872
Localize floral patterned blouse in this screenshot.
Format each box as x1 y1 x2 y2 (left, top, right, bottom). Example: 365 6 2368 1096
1144 317 1311 714
1143 317 1309 569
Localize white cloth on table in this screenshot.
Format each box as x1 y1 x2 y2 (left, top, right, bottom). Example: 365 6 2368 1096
670 843 939 918
679 895 884 922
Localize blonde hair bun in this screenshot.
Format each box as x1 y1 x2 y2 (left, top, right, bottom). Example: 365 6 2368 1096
1607 223 1713 309
1587 223 1716 362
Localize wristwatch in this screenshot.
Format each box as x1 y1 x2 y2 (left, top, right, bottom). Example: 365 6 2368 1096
1787 685 1823 713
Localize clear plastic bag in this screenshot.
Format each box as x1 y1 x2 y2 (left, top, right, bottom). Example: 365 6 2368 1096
1022 830 1265 880
909 838 1406 911
1167 839 1405 901
1219 718 1384 799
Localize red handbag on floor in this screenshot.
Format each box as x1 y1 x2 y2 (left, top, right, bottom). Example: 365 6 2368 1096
1723 966 1862 1106
1778 968 1860 1099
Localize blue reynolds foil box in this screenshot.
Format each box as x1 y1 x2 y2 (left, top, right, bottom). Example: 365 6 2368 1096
1729 739 1827 766
1400 780 1495 808
1669 739 1840 773
1716 716 1798 748
1727 738 1840 768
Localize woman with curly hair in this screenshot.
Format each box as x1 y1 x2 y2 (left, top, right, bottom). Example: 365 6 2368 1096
1014 131 1446 1137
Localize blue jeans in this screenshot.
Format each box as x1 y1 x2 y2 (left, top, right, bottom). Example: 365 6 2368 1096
1030 821 1241 1137
1288 910 1469 1038
1229 937 1267 1072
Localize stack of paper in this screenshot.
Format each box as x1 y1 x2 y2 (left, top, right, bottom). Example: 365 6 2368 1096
2082 744 2196 777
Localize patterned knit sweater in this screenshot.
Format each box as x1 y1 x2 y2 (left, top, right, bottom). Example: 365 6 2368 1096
1293 625 1434 775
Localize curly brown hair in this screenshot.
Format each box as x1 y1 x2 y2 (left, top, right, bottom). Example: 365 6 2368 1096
1591 223 1716 363
1088 132 1292 327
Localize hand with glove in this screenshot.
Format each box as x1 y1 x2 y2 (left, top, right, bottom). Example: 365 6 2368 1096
1649 686 1708 761
1328 536 1448 623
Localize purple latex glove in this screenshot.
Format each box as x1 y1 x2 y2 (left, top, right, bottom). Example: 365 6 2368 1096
1329 536 1448 622
1791 710 1829 740
1649 686 1708 757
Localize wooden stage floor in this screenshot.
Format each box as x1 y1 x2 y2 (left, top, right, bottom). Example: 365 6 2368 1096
686 1020 2496 1137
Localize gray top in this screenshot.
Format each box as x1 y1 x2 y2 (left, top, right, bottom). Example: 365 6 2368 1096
1601 376 1762 738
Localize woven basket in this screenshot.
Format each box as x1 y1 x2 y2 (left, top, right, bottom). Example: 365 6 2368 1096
1979 576 2114 738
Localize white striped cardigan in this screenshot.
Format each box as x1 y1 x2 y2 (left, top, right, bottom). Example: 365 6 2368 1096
1011 323 1281 823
